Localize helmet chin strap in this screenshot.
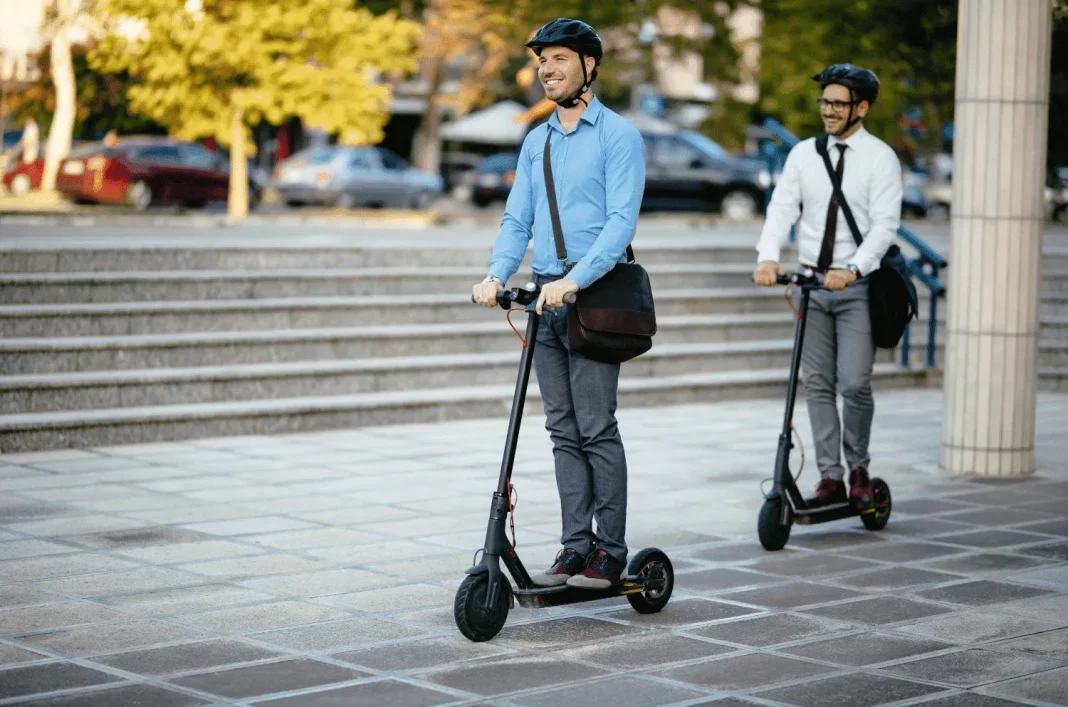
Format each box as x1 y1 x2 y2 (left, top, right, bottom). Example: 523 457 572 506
833 87 863 137
556 54 593 108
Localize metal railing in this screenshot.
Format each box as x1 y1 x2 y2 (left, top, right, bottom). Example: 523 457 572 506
758 118 948 369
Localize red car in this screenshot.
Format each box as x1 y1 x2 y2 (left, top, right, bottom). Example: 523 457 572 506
1 157 45 194
55 137 259 210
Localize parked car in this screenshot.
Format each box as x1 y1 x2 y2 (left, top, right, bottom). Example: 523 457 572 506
920 164 1068 222
2 155 45 194
54 136 261 210
470 152 518 207
271 145 444 209
641 128 771 219
465 120 771 219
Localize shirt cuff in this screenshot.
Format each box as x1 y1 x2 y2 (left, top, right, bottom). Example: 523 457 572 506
566 263 597 290
756 245 782 264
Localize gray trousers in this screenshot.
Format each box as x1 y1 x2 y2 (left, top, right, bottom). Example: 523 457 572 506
532 276 628 563
796 278 876 481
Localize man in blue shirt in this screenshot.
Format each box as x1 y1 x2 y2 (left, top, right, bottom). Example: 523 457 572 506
472 18 646 590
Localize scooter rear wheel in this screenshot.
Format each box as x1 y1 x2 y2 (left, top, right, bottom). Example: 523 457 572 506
861 478 892 531
758 497 792 551
454 573 511 642
626 548 674 614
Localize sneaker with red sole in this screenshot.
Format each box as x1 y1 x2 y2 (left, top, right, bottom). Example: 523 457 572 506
530 548 588 587
566 549 625 590
849 467 874 508
806 476 847 508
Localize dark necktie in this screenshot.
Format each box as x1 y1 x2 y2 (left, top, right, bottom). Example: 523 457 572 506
817 144 848 272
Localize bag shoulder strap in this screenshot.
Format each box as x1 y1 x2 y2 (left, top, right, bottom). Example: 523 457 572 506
815 135 863 248
543 129 568 263
542 126 636 267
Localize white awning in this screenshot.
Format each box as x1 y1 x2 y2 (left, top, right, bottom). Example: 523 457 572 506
440 101 529 145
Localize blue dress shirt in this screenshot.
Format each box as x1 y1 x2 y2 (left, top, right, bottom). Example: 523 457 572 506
486 96 646 290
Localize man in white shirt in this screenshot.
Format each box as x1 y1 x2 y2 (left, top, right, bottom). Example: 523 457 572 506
753 63 903 509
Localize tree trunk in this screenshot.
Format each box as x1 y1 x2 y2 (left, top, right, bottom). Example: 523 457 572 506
40 19 76 192
413 57 443 174
228 106 249 220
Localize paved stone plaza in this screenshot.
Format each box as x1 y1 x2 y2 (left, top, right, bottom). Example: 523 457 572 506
1 389 1067 706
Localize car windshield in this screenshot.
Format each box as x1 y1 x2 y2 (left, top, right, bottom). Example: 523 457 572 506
295 148 339 165
678 132 730 160
478 153 518 173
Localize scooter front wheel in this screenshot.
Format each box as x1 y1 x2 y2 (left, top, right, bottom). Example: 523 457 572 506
454 573 511 642
758 497 792 551
626 548 674 614
861 478 892 531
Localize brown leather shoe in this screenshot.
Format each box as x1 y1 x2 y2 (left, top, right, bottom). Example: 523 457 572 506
849 467 874 508
807 477 846 507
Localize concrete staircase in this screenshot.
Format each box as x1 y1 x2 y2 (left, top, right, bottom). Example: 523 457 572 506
2 242 1066 452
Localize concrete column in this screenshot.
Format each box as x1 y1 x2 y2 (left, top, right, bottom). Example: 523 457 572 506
941 0 1053 477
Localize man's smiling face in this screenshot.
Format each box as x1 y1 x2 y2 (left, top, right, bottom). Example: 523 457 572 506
538 46 592 102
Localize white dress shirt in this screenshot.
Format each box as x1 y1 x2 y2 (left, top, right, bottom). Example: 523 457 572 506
756 125 903 277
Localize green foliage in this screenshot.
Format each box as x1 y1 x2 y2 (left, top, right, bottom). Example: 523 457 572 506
7 47 165 140
1051 3 1068 170
758 0 957 162
90 0 422 149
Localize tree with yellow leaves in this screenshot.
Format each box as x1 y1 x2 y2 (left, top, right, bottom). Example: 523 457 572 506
89 0 421 219
408 0 516 173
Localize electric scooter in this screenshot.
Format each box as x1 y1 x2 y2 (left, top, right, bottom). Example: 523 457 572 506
757 271 892 552
455 281 675 642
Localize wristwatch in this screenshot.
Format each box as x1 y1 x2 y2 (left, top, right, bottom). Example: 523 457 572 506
483 275 504 286
846 264 861 277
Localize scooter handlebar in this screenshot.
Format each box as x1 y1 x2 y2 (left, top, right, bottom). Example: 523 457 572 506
471 283 577 308
751 271 822 288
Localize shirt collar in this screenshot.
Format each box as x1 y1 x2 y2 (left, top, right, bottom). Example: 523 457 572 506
828 123 868 150
547 95 603 133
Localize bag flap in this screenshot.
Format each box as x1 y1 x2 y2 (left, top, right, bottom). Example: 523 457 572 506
576 306 657 336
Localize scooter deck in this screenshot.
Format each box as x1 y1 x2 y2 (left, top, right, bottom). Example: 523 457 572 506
512 579 648 609
792 500 878 525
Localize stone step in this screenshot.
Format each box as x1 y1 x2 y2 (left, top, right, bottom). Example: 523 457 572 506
22 338 1068 416
1 243 788 273
0 364 933 452
0 288 807 338
0 311 948 375
6 287 1065 339
1039 368 1068 392
6 339 931 414
4 264 1066 304
0 264 759 304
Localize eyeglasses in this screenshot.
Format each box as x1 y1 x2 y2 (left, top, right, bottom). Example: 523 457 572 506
817 98 859 111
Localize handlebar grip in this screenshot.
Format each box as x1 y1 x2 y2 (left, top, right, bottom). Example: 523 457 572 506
563 292 577 305
775 273 791 285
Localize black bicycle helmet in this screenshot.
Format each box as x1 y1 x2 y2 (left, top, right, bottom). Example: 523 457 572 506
525 18 603 107
812 63 880 104
812 63 880 135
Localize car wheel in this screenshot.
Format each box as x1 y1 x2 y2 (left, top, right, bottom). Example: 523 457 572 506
720 189 759 221
10 174 32 195
928 203 950 221
127 181 152 211
410 191 433 210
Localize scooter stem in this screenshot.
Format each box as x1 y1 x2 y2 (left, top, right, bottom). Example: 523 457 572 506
496 310 540 496
773 286 812 495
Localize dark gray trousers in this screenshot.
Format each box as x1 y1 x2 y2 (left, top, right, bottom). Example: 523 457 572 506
796 278 876 481
532 276 628 563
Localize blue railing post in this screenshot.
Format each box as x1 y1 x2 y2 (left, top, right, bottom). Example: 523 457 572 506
760 118 948 370
901 320 911 367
